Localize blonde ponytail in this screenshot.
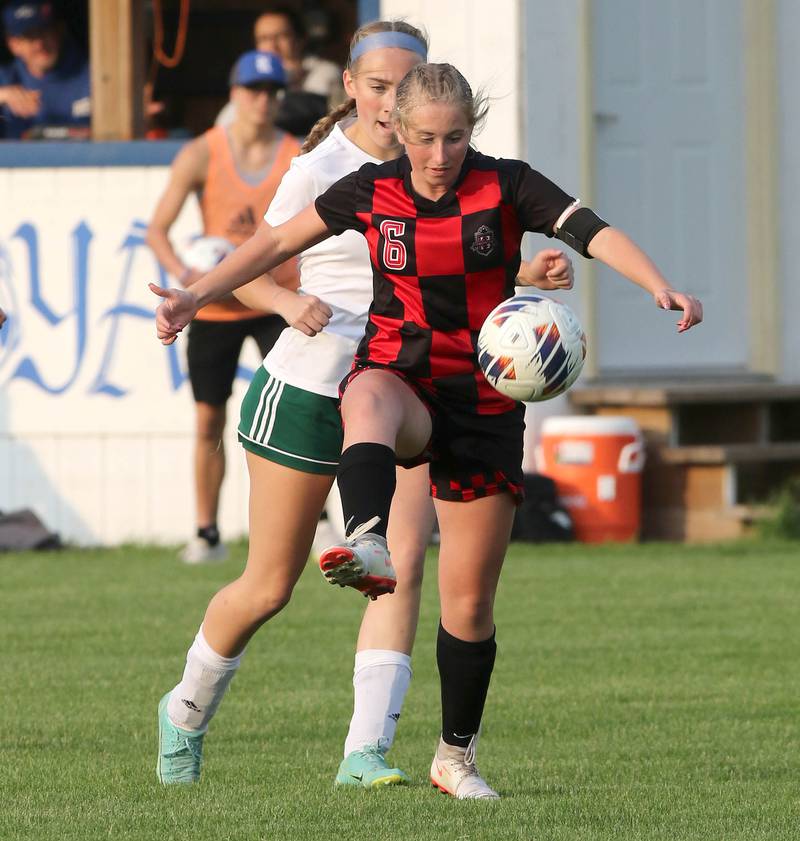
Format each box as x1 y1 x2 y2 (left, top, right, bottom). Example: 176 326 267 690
393 63 489 134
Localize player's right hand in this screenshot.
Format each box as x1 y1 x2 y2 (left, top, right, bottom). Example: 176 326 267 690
273 289 332 336
0 85 41 118
149 283 199 345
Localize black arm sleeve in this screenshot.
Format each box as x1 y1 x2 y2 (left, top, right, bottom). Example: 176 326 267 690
555 207 609 257
314 171 365 236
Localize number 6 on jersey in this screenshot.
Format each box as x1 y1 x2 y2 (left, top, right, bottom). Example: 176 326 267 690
379 219 407 271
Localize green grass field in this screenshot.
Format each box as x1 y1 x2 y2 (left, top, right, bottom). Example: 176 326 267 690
2 539 799 841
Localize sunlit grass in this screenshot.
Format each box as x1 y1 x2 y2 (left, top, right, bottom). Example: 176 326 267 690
2 539 799 840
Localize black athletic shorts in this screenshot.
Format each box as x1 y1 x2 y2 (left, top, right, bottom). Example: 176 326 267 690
341 365 525 504
187 315 286 406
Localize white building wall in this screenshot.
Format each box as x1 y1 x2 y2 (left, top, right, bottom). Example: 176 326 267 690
521 1 584 195
380 0 523 158
518 2 586 463
777 0 800 382
0 165 254 545
2 2 795 546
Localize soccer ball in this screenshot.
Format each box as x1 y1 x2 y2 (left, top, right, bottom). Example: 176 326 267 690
179 236 235 272
477 294 586 402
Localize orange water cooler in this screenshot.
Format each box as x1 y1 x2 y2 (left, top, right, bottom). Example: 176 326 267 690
536 416 645 542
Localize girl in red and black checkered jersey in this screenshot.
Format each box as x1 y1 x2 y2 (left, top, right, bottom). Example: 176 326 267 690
153 62 702 798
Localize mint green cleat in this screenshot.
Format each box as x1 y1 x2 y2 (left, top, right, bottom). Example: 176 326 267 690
335 744 409 788
156 692 205 784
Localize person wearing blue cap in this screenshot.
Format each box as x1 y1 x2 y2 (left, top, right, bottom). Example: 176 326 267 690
146 49 301 565
231 48 287 90
0 1 90 139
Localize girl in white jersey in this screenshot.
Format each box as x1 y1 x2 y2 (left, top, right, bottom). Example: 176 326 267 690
154 21 574 789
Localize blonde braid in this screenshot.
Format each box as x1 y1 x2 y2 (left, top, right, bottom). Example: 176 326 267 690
301 98 356 153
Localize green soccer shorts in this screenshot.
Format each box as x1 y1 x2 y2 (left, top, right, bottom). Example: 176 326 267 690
238 366 343 475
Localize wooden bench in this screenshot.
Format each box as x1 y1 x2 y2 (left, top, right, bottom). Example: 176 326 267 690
568 383 800 541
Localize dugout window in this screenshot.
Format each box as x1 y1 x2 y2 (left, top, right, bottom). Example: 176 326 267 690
1 1 355 142
107 1 355 141
148 1 355 139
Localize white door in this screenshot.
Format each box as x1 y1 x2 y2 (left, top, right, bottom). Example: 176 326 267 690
591 0 747 375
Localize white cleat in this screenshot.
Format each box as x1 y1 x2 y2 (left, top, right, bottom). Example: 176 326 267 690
430 734 499 800
318 517 396 599
179 538 228 565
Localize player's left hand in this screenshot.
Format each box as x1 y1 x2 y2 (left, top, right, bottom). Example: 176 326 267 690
149 283 199 344
519 248 574 290
654 288 703 333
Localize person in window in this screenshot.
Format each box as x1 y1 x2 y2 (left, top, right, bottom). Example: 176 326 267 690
217 4 343 138
0 1 90 140
253 4 342 105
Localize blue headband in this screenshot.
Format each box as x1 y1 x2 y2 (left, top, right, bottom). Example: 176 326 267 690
350 32 428 63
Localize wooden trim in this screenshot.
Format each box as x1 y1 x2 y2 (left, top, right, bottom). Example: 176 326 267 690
571 382 800 407
89 0 145 141
578 0 598 378
658 443 800 466
744 0 779 374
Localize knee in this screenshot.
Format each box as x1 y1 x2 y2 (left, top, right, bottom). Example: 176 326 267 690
342 376 406 433
442 592 495 635
244 583 294 624
344 385 390 425
196 405 226 441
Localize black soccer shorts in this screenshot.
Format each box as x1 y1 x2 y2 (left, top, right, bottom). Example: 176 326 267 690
186 314 286 406
341 363 525 504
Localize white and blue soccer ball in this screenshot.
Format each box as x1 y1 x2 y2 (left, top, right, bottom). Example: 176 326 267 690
180 236 235 273
477 294 586 402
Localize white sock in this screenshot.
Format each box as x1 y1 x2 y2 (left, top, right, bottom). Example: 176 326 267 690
166 626 243 732
343 649 412 757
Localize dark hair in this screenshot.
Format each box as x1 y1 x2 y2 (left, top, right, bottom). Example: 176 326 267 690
254 5 306 41
301 19 428 154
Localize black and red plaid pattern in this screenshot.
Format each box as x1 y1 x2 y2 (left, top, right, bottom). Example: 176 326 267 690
435 470 525 504
315 150 574 415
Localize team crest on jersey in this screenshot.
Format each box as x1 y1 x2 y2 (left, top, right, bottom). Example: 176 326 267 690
471 224 496 257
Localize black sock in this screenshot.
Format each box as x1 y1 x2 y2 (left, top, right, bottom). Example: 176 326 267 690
197 524 220 547
437 621 497 748
337 443 396 539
